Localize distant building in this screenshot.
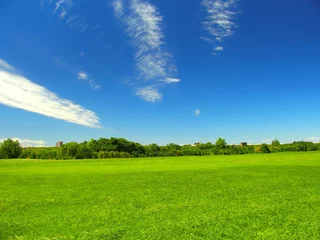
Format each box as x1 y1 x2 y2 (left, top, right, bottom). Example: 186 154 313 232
240 142 248 147
56 141 63 147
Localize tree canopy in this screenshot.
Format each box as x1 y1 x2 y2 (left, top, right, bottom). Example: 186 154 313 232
0 139 22 158
1 137 320 160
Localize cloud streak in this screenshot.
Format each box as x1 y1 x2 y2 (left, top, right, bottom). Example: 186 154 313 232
0 59 14 71
0 59 101 128
53 0 73 19
78 71 100 90
78 71 88 80
34 1 95 35
136 86 161 102
201 0 239 54
112 0 180 102
0 138 47 147
303 137 320 143
164 77 181 83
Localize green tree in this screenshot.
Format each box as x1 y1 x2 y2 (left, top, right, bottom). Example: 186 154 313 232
261 144 271 153
76 143 92 159
272 139 280 147
87 139 96 150
0 139 22 158
215 138 227 149
60 142 79 158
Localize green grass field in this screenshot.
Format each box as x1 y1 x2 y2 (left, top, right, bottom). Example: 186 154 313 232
1 152 320 239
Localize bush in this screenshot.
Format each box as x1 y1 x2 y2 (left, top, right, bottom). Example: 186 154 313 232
0 149 4 159
215 138 227 149
261 144 271 153
272 139 281 147
98 151 108 159
0 139 22 158
76 144 92 159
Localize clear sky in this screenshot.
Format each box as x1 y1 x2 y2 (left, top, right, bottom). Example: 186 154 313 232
0 0 320 147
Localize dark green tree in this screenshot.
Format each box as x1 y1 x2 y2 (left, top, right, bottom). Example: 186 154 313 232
272 139 280 147
215 138 227 149
60 142 79 158
261 144 271 153
76 143 92 159
0 139 22 158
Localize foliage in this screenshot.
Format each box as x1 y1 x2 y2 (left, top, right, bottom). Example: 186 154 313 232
272 139 281 147
1 137 320 160
215 137 227 149
261 144 271 153
0 139 22 158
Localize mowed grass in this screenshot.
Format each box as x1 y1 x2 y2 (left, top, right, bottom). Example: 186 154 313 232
1 152 320 239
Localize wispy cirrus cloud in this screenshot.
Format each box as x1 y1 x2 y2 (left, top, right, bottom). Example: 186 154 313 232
78 71 88 80
136 86 161 102
0 58 101 128
164 77 181 83
78 71 100 90
302 137 320 143
53 0 73 19
112 0 125 18
34 1 99 35
112 0 180 102
0 59 14 71
201 0 240 54
0 138 47 147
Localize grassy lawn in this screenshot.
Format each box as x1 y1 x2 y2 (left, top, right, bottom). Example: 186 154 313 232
1 152 320 239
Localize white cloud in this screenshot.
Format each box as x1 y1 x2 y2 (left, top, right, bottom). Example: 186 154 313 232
164 77 180 83
60 9 67 19
201 0 239 54
112 0 124 18
66 14 79 26
53 0 73 19
129 0 164 50
79 52 84 57
78 71 88 80
0 58 14 71
215 46 224 51
303 137 320 143
112 0 180 102
0 59 101 128
136 86 161 102
0 138 47 147
195 109 201 116
33 1 98 35
88 80 100 90
77 71 100 90
92 84 101 90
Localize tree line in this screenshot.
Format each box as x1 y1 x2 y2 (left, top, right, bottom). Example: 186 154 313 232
1 137 320 160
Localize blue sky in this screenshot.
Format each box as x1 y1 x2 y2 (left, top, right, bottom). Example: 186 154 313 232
0 0 320 147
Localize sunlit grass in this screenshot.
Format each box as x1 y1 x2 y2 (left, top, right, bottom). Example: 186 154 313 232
1 152 320 239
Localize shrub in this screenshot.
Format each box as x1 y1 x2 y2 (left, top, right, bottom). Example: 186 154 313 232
261 144 271 153
0 139 22 158
254 146 262 153
272 139 281 147
215 138 227 149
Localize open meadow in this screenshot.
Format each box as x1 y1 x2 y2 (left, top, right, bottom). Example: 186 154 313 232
1 152 320 239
